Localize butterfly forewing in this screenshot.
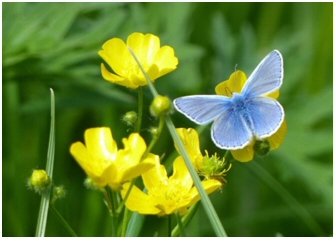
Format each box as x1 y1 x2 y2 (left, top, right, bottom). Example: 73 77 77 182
173 95 232 125
242 50 283 99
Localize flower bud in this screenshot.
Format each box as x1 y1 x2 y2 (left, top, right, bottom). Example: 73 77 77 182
253 140 270 156
149 127 159 138
84 177 99 190
28 169 51 193
51 185 66 204
150 95 171 117
53 185 66 199
122 111 138 126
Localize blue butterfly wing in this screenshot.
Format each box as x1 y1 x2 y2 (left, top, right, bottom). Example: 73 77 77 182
211 109 253 150
242 50 283 99
173 95 232 125
246 97 284 138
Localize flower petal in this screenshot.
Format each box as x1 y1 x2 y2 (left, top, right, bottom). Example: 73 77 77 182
268 118 287 150
70 141 117 187
188 179 222 205
169 156 193 191
153 46 178 77
99 38 133 77
127 32 160 67
231 143 255 162
215 70 247 96
266 89 280 99
176 128 202 159
115 133 146 170
84 127 118 162
119 153 157 183
142 155 168 191
101 63 137 88
122 182 161 215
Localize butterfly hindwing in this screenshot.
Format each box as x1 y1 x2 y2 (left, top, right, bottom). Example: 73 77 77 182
173 95 232 125
245 96 284 138
211 109 253 150
242 50 283 99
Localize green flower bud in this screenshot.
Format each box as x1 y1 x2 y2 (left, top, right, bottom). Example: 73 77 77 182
253 140 270 156
150 95 171 117
53 185 66 199
149 127 159 138
84 177 99 190
122 111 138 126
51 185 66 204
28 169 51 193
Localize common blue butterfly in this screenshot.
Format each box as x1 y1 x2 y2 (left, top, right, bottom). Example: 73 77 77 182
173 50 284 150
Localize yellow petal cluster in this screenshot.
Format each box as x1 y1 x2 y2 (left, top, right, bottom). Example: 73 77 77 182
98 32 178 89
215 70 287 162
70 127 156 189
176 128 230 180
121 155 221 216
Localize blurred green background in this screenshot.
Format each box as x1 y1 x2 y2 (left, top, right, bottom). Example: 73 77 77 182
3 2 333 237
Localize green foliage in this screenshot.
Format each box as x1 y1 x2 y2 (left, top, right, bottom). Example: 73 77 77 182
3 2 332 236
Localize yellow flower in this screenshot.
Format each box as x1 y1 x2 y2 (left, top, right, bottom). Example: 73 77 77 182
70 127 156 189
121 155 221 216
176 128 230 181
98 32 178 89
215 70 287 162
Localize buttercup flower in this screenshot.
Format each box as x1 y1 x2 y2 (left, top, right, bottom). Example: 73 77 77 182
70 127 156 189
99 32 178 89
121 155 221 216
176 128 231 181
215 70 287 162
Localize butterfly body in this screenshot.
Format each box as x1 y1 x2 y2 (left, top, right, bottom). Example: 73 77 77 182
174 50 284 150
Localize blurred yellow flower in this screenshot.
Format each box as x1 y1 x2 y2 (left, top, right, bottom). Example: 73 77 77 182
176 128 230 181
121 155 221 216
98 32 178 89
215 70 287 162
70 127 156 189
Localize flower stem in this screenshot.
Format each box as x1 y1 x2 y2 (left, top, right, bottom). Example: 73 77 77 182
35 89 55 237
50 204 78 236
172 202 199 236
168 214 172 237
143 115 165 159
135 87 143 133
175 211 187 237
121 206 131 236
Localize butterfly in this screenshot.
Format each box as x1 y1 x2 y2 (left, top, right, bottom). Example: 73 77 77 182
173 50 284 150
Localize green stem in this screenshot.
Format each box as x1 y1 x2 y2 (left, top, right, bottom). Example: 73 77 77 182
135 87 143 133
111 190 119 237
167 214 172 237
143 115 164 159
172 202 199 236
175 211 187 237
35 89 56 237
121 207 131 236
50 205 78 237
